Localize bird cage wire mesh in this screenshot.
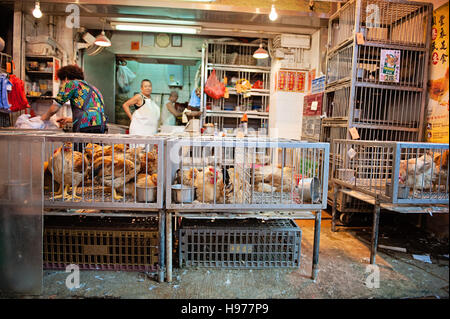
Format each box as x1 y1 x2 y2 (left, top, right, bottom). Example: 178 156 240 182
178 218 302 269
165 137 329 211
328 0 432 52
332 140 449 204
42 133 165 210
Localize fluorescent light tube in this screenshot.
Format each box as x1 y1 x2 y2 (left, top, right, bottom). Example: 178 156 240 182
112 23 200 34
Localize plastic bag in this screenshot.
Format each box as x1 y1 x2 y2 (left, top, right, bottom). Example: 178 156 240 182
15 114 44 129
14 114 58 129
117 65 136 93
204 69 225 99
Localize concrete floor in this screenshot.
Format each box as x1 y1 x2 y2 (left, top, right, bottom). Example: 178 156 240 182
30 210 449 299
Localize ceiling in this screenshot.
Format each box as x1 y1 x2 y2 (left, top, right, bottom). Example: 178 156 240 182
12 0 334 37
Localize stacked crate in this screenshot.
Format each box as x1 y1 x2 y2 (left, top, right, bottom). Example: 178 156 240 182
322 0 433 215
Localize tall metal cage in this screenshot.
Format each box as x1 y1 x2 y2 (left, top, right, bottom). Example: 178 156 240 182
323 0 433 215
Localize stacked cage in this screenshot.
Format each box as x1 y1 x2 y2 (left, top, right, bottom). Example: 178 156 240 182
165 136 329 270
322 0 433 216
0 131 167 280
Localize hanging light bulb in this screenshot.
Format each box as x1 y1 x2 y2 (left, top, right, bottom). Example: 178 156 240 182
95 19 112 47
253 43 269 59
33 1 43 19
95 31 111 47
269 4 278 21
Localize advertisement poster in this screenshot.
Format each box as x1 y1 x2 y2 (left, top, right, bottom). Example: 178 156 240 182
426 2 449 143
379 49 401 83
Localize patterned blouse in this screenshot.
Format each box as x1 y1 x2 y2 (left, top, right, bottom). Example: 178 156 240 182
54 80 107 129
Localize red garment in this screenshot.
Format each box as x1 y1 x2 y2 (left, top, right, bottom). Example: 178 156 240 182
8 75 30 112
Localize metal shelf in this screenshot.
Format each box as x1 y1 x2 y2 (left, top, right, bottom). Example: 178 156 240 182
206 110 269 119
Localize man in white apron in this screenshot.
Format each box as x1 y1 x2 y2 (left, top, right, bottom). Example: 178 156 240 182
122 79 160 135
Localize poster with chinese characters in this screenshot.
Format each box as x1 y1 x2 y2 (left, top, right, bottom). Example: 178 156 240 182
294 72 306 92
426 2 449 143
379 49 401 83
276 70 287 91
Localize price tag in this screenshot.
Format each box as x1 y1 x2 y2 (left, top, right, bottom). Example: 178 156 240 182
356 32 365 45
311 101 318 111
349 127 360 140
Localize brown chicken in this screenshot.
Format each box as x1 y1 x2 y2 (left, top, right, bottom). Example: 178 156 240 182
226 167 246 203
138 146 158 175
193 166 225 203
92 155 137 200
47 142 89 200
432 150 449 188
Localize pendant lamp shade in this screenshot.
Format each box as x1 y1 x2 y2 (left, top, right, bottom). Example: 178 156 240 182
95 31 111 47
253 44 269 59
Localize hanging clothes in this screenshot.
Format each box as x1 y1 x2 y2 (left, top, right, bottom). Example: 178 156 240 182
0 73 12 110
8 74 30 112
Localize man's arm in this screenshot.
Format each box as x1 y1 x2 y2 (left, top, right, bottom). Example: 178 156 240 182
122 94 143 120
166 102 182 117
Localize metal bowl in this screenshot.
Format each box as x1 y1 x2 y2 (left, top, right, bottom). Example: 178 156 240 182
136 186 157 203
172 184 195 203
297 177 321 203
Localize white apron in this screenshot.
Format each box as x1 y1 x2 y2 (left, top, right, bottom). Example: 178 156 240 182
161 102 176 126
129 96 160 136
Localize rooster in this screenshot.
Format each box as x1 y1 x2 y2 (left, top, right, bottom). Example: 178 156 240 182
194 166 225 203
47 142 89 200
92 155 138 200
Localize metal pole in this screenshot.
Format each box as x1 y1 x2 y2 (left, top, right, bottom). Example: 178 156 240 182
370 197 381 264
158 210 165 283
331 185 338 232
311 210 322 281
166 211 173 282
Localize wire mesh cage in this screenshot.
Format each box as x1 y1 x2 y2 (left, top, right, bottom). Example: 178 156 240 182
332 139 449 204
41 133 165 211
178 218 302 269
328 0 432 52
43 215 160 272
165 137 329 211
326 44 353 86
324 84 352 119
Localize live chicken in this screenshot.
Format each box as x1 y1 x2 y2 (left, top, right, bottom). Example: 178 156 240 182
47 142 89 200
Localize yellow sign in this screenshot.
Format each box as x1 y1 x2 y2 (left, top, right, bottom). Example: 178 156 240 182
426 2 449 143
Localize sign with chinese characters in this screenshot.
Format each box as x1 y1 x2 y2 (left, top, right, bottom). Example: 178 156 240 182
426 2 449 143
379 49 401 83
276 70 306 92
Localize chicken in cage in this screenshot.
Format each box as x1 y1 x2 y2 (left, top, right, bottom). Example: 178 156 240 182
44 139 160 204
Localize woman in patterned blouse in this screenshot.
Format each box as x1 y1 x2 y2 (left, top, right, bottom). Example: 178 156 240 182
41 64 107 134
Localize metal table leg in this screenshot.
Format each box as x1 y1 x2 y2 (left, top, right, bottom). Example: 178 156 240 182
311 210 322 281
370 198 381 264
158 210 165 283
331 186 338 232
166 211 173 282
